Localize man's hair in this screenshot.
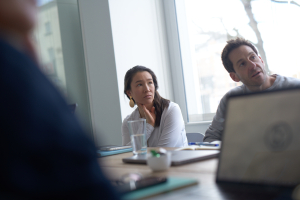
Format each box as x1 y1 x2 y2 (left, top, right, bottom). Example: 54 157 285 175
221 37 258 73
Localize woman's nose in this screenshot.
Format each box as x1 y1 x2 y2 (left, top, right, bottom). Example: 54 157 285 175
144 85 150 92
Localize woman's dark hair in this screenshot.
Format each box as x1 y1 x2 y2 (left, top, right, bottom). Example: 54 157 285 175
124 65 170 127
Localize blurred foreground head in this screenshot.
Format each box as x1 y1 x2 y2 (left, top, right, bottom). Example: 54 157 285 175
0 0 38 61
0 0 37 35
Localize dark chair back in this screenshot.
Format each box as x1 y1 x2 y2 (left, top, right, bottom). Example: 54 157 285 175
186 132 204 143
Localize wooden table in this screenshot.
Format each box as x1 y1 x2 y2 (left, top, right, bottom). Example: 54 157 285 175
99 148 294 200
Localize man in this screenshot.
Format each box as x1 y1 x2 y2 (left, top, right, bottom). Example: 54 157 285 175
203 37 300 142
0 0 119 199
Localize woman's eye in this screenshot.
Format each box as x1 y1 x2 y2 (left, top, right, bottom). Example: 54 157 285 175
149 82 153 84
137 84 142 87
240 62 245 67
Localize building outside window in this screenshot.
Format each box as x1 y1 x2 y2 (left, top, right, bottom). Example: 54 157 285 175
35 0 66 95
45 21 52 35
33 0 93 137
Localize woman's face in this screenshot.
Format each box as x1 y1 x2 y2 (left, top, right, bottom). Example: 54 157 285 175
127 71 155 107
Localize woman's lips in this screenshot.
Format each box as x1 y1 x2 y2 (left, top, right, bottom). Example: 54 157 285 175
144 95 152 99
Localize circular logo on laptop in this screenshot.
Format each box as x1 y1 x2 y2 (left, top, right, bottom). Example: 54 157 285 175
264 122 292 152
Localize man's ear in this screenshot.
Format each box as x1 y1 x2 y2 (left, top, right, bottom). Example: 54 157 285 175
230 72 240 82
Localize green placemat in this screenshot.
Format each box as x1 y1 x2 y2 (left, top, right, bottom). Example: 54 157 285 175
122 177 198 200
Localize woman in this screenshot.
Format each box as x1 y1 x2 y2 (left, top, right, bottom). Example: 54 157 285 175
122 65 188 147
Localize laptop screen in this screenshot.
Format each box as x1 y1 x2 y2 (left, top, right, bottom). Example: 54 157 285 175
216 87 300 186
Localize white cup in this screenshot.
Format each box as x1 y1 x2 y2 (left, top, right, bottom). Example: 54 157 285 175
147 152 172 171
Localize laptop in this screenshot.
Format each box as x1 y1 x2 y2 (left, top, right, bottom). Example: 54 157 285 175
123 150 219 166
216 87 300 187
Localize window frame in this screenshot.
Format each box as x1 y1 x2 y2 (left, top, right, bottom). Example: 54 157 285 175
163 0 212 133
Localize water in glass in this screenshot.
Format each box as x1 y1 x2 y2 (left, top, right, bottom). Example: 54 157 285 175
131 133 147 155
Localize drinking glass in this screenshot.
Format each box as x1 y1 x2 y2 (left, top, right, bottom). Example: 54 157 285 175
127 119 147 155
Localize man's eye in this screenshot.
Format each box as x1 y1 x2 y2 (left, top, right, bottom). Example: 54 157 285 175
137 84 142 86
240 62 245 67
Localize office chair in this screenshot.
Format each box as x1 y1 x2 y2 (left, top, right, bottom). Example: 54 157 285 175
186 132 205 143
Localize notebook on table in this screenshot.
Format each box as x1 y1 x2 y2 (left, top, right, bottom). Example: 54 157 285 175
123 150 219 166
216 87 300 187
97 145 132 157
176 141 221 151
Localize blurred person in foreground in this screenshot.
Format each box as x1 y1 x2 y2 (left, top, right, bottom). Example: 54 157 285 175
0 0 120 199
203 37 300 142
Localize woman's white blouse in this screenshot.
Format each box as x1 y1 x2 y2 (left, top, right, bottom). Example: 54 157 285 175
122 102 188 147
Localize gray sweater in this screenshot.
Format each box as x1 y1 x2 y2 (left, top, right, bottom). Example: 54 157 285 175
203 74 300 142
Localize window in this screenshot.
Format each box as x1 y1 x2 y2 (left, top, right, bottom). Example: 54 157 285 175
45 21 52 35
35 0 66 95
34 0 93 137
172 0 300 123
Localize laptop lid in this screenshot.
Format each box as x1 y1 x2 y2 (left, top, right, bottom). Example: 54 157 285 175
216 87 300 187
123 150 219 166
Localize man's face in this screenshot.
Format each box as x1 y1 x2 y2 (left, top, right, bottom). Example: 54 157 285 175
229 45 268 91
0 0 37 35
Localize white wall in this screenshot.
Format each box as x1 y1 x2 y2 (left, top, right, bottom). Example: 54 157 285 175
108 0 174 121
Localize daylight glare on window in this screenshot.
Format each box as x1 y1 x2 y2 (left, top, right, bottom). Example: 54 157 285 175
176 0 300 122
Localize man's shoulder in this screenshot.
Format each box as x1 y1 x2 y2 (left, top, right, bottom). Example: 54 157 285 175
273 74 300 89
277 74 300 83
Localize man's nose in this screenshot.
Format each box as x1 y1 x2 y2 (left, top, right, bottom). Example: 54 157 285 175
248 60 256 70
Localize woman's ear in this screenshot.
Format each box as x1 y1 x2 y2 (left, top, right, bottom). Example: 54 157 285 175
126 90 131 98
